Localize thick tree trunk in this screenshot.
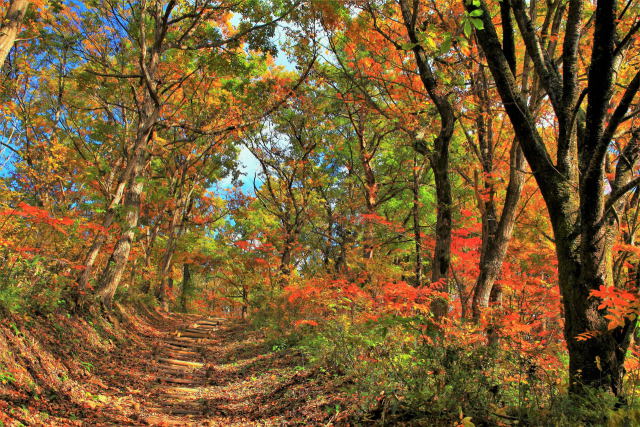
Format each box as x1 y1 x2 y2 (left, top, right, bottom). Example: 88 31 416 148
0 0 29 69
95 160 145 308
466 0 639 395
280 232 294 279
555 232 634 395
77 165 130 295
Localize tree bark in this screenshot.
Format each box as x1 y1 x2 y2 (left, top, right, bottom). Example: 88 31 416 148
429 147 452 318
467 0 639 395
472 142 525 321
93 0 168 308
0 0 29 70
412 154 423 287
95 158 145 308
156 200 183 308
399 0 456 318
179 263 191 312
77 155 135 296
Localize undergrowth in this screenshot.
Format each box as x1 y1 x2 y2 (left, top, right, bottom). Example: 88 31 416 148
254 305 640 426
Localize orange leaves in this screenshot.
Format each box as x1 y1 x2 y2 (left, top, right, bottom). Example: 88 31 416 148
234 240 253 251
590 284 639 330
0 202 74 235
286 281 324 304
460 208 474 218
358 213 404 233
294 319 318 327
381 281 447 314
613 243 640 258
575 331 598 342
285 275 455 324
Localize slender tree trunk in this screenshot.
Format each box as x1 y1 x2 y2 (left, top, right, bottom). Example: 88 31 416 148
429 148 452 317
156 205 182 307
471 0 524 324
361 150 377 261
141 220 161 294
179 263 191 312
399 0 456 318
241 285 248 319
412 155 423 287
472 143 525 320
0 0 29 69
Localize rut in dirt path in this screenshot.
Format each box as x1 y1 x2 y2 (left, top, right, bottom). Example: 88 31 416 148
148 318 223 419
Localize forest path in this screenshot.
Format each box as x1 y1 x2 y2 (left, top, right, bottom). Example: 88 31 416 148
0 310 348 426
144 317 221 424
120 313 344 426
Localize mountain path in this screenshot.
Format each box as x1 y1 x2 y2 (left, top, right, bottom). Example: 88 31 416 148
0 311 351 426
144 318 222 424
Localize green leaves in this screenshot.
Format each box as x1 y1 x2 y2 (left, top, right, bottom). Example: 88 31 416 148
471 18 484 30
463 20 472 38
400 41 418 51
439 34 453 55
463 9 484 37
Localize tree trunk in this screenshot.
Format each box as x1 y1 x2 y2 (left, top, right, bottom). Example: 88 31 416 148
555 233 634 395
77 163 131 296
141 220 161 294
471 0 524 324
179 263 191 312
472 142 525 320
0 0 29 70
429 149 452 318
241 285 248 319
399 0 456 318
156 206 182 305
95 159 145 308
85 0 164 308
412 155 423 287
280 231 294 280
361 145 377 261
467 0 639 395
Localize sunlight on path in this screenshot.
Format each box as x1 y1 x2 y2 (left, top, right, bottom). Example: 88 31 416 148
144 318 223 425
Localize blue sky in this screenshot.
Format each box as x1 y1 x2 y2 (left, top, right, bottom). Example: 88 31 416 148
216 145 261 195
215 19 295 196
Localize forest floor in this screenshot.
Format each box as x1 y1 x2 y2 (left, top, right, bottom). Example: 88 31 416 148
0 307 353 426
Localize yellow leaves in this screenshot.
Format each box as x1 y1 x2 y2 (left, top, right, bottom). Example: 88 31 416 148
455 408 476 427
82 38 101 54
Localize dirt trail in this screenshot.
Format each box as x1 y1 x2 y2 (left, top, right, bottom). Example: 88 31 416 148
143 317 221 423
0 310 350 426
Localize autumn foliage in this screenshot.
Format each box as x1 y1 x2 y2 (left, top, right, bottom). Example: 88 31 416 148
1 0 640 425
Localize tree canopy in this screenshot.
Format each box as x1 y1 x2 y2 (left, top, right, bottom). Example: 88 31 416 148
2 0 640 424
